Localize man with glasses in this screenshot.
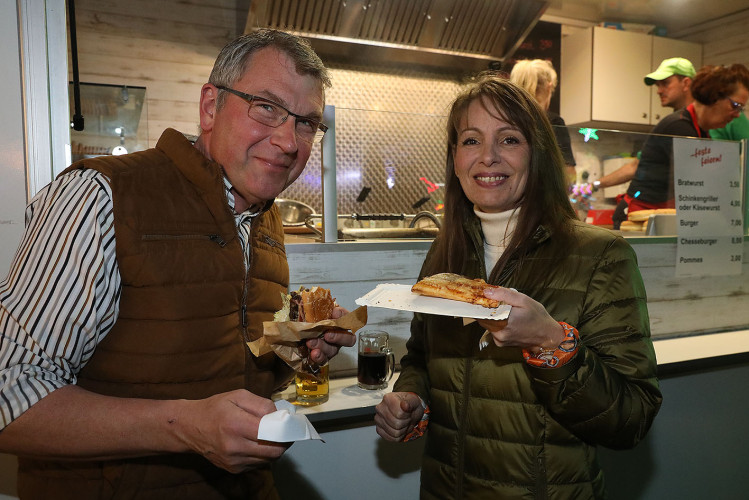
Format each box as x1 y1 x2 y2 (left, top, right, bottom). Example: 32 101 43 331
0 29 354 499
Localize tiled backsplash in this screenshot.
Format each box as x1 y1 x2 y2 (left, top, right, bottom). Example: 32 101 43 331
280 65 463 216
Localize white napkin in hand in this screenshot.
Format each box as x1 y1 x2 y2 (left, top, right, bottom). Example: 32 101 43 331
257 400 322 442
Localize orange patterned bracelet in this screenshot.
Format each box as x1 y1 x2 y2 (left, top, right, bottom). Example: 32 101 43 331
522 322 579 368
403 395 430 442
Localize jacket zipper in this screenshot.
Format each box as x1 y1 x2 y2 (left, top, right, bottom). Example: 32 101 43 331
243 234 282 331
141 233 227 247
456 219 481 497
455 337 475 499
262 233 283 250
535 453 548 500
464 219 551 497
240 227 252 346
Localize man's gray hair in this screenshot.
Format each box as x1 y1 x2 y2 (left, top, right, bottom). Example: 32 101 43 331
209 28 331 109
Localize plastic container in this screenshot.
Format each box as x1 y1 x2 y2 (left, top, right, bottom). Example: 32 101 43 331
586 209 615 226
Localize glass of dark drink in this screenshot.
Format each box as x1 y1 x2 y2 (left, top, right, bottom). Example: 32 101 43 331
357 330 395 390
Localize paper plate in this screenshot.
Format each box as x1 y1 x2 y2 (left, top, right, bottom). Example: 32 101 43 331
355 283 510 320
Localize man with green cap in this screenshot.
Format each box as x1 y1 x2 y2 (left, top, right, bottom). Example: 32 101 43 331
594 57 697 203
645 57 749 147
645 57 696 111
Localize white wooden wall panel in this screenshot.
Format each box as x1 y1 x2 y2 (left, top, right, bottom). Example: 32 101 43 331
0 3 27 284
69 0 464 149
75 52 212 85
635 256 748 298
73 9 240 44
20 0 70 193
71 0 237 147
79 0 244 27
679 9 749 67
78 33 219 65
648 295 749 336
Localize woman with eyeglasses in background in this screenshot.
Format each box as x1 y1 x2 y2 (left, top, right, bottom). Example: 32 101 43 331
613 63 749 229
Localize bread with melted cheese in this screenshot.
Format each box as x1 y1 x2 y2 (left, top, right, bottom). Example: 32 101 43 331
411 273 502 308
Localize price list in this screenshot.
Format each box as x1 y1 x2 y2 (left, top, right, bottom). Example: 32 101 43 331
673 138 743 277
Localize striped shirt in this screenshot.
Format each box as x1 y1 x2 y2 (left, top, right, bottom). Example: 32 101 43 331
0 168 257 429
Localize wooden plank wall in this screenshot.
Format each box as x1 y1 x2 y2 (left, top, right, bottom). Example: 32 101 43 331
71 0 249 146
70 0 461 151
679 9 749 67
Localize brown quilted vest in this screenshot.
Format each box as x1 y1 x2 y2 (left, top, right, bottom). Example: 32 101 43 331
17 129 292 499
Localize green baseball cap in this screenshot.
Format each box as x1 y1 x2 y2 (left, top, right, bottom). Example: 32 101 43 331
644 57 696 85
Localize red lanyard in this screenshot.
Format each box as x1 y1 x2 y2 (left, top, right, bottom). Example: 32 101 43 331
686 103 704 138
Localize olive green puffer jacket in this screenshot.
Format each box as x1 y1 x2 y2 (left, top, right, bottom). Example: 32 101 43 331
394 217 662 500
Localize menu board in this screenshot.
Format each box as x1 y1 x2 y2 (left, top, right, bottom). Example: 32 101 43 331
673 138 744 277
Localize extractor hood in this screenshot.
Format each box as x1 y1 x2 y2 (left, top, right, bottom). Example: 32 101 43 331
245 0 550 75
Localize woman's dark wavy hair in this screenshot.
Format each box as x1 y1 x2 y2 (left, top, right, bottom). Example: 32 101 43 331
423 73 576 283
691 64 749 105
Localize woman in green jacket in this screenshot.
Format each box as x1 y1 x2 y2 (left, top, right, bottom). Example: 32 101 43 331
374 75 662 499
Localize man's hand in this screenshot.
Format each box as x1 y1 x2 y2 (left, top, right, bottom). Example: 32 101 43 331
177 389 289 473
304 306 356 365
0 385 288 472
374 392 424 442
479 287 564 350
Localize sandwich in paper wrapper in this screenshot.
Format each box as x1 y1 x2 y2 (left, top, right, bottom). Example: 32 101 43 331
249 287 367 371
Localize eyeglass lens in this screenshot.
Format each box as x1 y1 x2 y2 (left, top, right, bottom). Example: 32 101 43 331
216 86 325 144
728 97 745 112
247 99 324 144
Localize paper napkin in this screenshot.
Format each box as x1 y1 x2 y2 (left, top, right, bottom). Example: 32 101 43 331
257 400 322 442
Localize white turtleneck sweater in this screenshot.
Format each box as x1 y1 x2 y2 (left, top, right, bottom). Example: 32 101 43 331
474 207 519 276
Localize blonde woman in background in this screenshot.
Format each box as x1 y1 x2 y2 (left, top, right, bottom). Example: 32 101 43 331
511 59 577 183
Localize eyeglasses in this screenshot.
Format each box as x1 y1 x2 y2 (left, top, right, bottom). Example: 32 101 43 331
726 96 746 113
215 85 327 144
